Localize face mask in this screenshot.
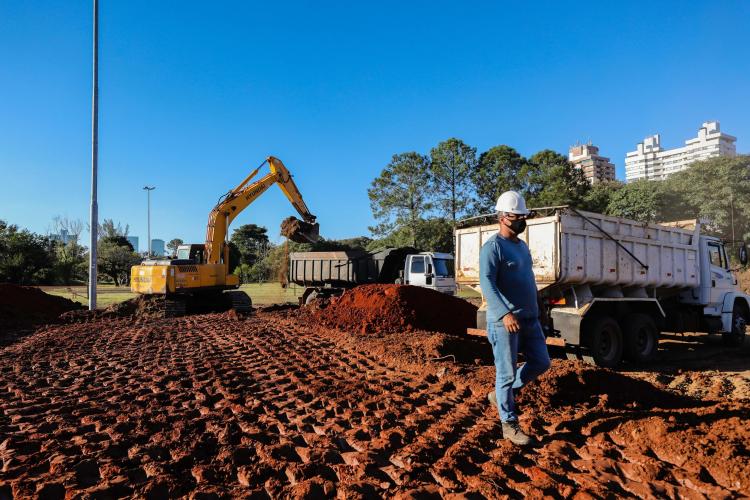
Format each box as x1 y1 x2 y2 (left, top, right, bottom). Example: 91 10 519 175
505 218 526 234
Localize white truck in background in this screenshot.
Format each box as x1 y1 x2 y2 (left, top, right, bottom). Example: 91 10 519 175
454 208 750 367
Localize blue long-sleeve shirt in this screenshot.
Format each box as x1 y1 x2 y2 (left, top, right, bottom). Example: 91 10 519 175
479 233 539 324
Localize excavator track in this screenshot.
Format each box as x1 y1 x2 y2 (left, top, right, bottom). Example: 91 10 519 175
225 290 253 313
165 296 187 317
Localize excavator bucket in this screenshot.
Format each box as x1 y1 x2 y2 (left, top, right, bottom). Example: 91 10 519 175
281 216 320 243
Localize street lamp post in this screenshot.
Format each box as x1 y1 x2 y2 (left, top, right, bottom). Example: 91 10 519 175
88 0 99 310
143 186 155 257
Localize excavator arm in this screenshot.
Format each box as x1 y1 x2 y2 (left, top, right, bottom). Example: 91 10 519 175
204 156 318 265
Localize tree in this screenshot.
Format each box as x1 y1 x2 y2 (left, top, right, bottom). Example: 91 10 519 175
167 238 184 255
470 145 527 215
582 180 624 213
429 138 477 227
368 152 432 247
667 155 750 241
0 220 54 284
52 240 87 284
97 238 139 286
523 150 590 208
605 180 665 222
230 224 269 266
50 216 84 243
99 219 129 239
366 217 453 253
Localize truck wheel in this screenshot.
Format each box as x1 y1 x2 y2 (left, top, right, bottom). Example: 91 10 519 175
723 304 748 347
622 314 659 363
582 316 623 368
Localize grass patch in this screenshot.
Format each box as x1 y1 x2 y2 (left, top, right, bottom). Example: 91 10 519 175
40 283 304 308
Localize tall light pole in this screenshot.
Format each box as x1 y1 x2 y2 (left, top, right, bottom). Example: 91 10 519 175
143 186 155 257
88 0 99 310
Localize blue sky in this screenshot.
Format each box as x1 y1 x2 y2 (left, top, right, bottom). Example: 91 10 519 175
1 1 748 249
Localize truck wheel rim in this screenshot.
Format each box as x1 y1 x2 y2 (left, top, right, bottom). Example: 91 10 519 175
598 329 615 358
635 327 653 354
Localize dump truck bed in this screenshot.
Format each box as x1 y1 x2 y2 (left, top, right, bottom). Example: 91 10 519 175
288 247 420 288
288 251 378 287
454 209 700 291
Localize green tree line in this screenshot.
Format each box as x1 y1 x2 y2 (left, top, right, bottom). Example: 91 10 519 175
0 218 158 286
368 139 750 252
3 152 748 286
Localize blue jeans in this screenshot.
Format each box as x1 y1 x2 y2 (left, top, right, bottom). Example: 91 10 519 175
487 317 551 422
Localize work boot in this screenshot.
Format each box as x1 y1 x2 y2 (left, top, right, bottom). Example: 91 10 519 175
502 420 532 446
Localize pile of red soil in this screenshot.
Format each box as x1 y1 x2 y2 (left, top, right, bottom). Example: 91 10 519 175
61 294 168 322
0 283 83 332
313 284 477 335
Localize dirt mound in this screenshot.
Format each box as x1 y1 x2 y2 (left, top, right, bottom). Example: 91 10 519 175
0 283 83 332
517 360 702 412
60 294 168 322
312 284 477 335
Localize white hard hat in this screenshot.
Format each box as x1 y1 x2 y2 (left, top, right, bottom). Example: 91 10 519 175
495 191 529 215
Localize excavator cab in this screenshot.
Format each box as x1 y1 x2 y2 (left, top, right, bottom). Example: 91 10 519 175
175 244 206 264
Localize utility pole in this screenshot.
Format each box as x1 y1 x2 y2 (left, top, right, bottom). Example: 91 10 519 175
88 0 99 311
143 186 155 257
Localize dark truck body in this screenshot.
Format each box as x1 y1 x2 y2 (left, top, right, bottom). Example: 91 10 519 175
288 247 418 293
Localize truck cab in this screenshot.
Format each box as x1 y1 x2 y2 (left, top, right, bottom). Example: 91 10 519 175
403 252 456 295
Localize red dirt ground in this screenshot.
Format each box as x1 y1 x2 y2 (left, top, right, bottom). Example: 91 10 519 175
1 308 748 498
0 284 82 335
312 284 477 336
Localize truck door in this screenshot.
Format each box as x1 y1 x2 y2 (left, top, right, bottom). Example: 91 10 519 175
406 255 427 287
705 241 735 314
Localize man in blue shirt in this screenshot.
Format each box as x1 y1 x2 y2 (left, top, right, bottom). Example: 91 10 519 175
479 191 551 446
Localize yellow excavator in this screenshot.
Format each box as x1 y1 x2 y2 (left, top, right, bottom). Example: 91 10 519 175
130 156 319 316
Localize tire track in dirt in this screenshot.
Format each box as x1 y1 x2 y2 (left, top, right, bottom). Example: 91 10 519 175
1 312 749 498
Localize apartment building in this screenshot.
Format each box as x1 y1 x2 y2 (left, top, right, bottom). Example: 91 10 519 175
568 143 616 184
625 121 736 182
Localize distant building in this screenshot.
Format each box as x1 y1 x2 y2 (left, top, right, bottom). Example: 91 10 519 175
50 229 74 245
568 143 616 184
625 121 737 182
150 239 165 257
126 236 139 253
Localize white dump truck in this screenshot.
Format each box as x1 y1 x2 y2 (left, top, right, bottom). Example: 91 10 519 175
455 208 750 367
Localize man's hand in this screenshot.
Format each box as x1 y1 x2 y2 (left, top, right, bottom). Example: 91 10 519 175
502 312 521 333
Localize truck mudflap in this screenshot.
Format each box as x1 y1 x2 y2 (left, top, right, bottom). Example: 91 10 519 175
550 307 584 345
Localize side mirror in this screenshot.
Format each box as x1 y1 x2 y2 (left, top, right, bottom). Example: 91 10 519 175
739 243 748 266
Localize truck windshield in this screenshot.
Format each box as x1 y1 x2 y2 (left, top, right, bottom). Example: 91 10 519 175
433 258 454 277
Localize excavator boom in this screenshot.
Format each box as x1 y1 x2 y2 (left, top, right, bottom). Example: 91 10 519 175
204 156 318 264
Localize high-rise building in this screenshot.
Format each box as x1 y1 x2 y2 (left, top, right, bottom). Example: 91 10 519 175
625 121 736 182
568 143 616 184
151 239 165 256
126 236 139 253
50 229 74 245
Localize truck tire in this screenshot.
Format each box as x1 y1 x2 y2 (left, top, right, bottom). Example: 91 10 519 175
622 313 659 363
723 303 748 347
582 316 623 368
